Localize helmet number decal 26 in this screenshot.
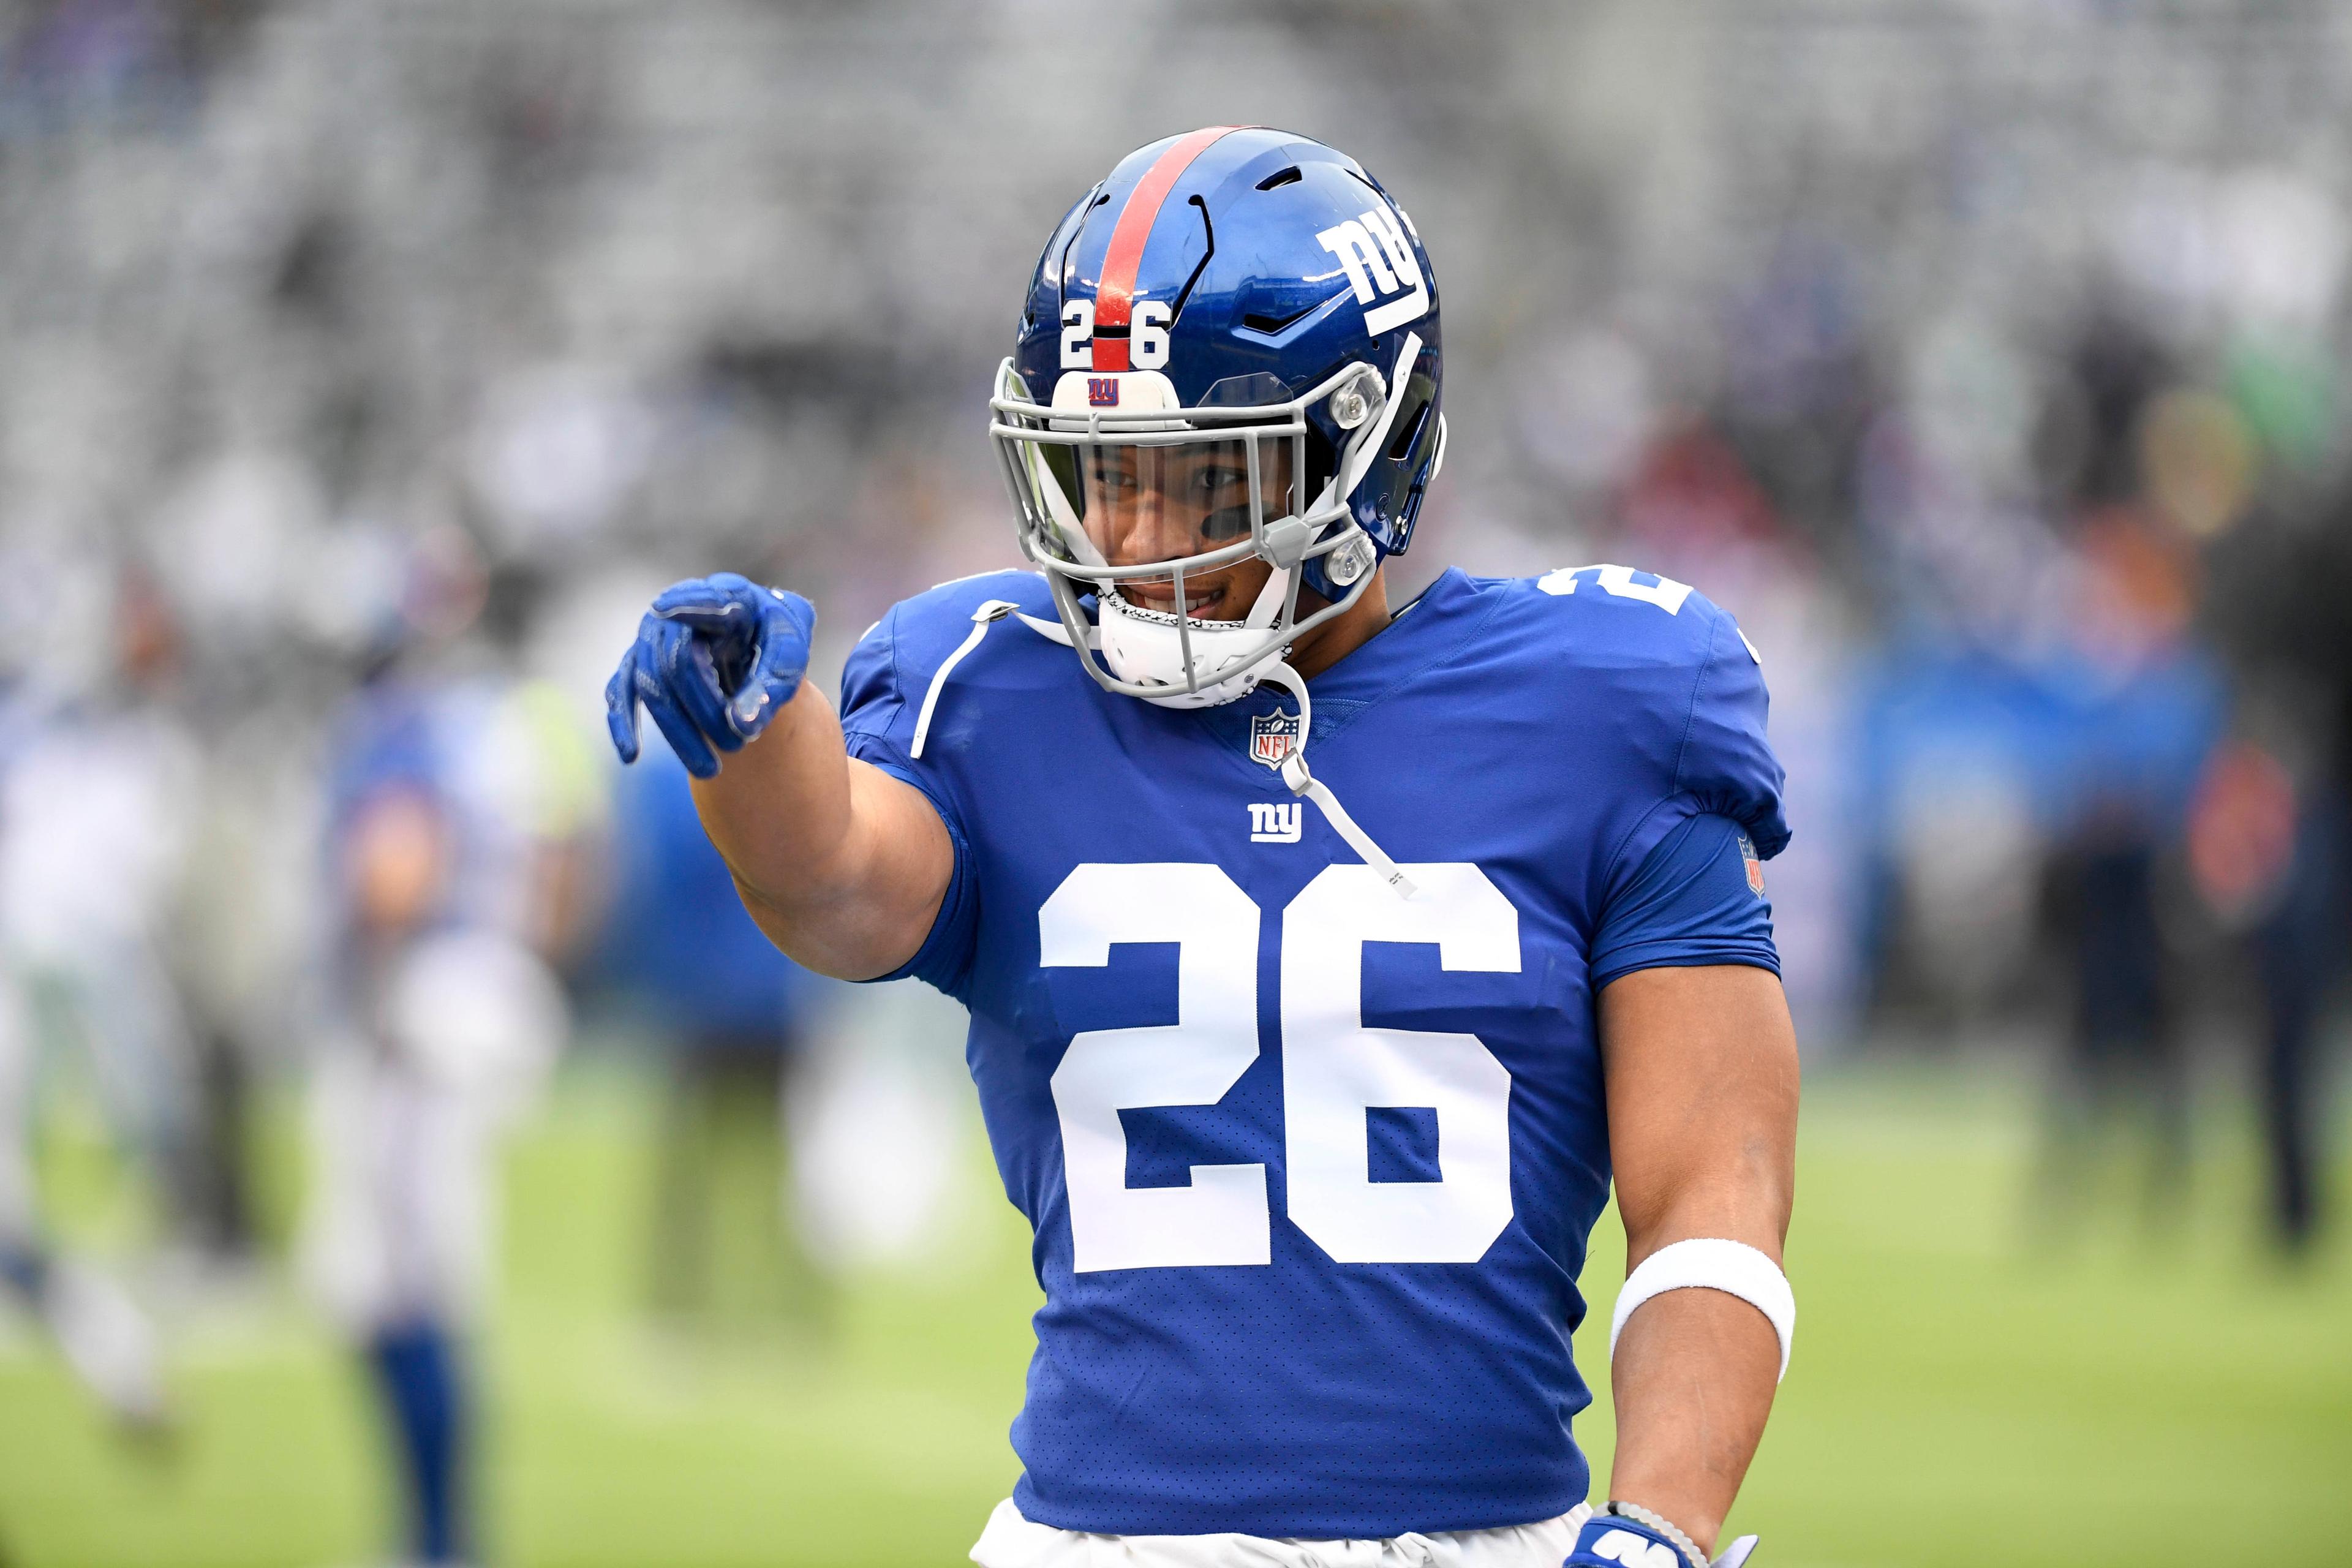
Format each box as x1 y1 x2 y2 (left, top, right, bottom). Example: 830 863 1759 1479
1042 861 1519 1272
1062 297 1172 371
1131 300 1172 370
1316 203 1430 337
1060 300 1095 371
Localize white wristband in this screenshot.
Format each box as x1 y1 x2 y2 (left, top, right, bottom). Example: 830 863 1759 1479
1608 1237 1794 1382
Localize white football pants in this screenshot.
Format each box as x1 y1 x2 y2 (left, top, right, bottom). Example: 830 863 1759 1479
970 1498 1593 1568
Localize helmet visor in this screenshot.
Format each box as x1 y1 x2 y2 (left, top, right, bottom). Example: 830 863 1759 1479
1080 439 1293 620
990 360 1355 614
1080 440 1288 556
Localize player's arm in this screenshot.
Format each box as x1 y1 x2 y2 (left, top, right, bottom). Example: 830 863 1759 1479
1593 962 1798 1564
604 575 952 980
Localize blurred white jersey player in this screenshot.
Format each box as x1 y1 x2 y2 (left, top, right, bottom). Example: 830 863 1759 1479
301 554 595 1566
0 577 195 1431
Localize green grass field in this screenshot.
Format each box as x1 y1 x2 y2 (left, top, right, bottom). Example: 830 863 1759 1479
1 1058 2347 1567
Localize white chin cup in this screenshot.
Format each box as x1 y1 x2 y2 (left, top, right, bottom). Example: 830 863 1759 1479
1096 589 1285 709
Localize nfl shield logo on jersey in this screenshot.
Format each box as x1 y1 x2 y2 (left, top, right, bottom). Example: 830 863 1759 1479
1249 710 1300 769
1739 831 1765 895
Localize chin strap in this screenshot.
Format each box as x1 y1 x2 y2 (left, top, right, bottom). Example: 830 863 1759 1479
1243 565 1292 630
1259 663 1416 900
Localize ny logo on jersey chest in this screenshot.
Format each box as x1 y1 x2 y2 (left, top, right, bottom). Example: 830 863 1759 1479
1248 801 1302 843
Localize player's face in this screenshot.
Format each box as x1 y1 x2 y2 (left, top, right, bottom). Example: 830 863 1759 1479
1079 440 1295 622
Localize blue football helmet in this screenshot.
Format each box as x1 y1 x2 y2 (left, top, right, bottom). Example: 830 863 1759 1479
989 126 1446 707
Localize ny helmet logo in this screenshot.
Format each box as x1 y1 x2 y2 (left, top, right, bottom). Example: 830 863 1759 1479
1087 376 1120 407
1314 203 1429 336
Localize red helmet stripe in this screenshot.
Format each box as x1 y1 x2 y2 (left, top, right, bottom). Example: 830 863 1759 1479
1091 126 1242 372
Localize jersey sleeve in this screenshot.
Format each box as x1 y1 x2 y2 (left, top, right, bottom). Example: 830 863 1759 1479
1603 603 1790 911
1589 812 1779 990
835 608 979 1000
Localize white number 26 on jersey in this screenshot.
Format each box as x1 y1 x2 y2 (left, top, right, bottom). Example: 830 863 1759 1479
1042 862 1520 1272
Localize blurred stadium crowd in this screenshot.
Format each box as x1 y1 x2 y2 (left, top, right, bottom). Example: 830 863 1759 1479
1 0 2350 1558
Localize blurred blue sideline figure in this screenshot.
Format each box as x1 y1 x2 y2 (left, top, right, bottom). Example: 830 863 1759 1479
598 729 823 1330
301 544 597 1567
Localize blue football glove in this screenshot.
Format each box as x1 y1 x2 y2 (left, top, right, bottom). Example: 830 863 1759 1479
1565 1510 1757 1568
604 574 815 778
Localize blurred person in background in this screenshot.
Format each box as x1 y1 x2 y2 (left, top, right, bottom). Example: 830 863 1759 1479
2135 165 2352 1256
2029 337 2228 1245
2198 417 2352 1256
301 531 595 1566
2032 513 2222 1243
0 567 194 1434
599 728 826 1336
2185 725 2335 1252
162 694 307 1272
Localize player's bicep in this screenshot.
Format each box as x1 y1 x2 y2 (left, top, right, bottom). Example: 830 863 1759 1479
725 758 957 985
846 755 956 912
831 755 976 993
1597 963 1798 1261
822 606 982 992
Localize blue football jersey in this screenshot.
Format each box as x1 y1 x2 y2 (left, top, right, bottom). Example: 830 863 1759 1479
838 564 1787 1539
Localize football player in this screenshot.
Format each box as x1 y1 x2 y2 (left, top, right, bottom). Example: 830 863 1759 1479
608 129 1796 1568
306 600 580 1568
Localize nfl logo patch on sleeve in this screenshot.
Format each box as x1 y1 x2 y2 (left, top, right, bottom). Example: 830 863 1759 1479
1739 831 1765 895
